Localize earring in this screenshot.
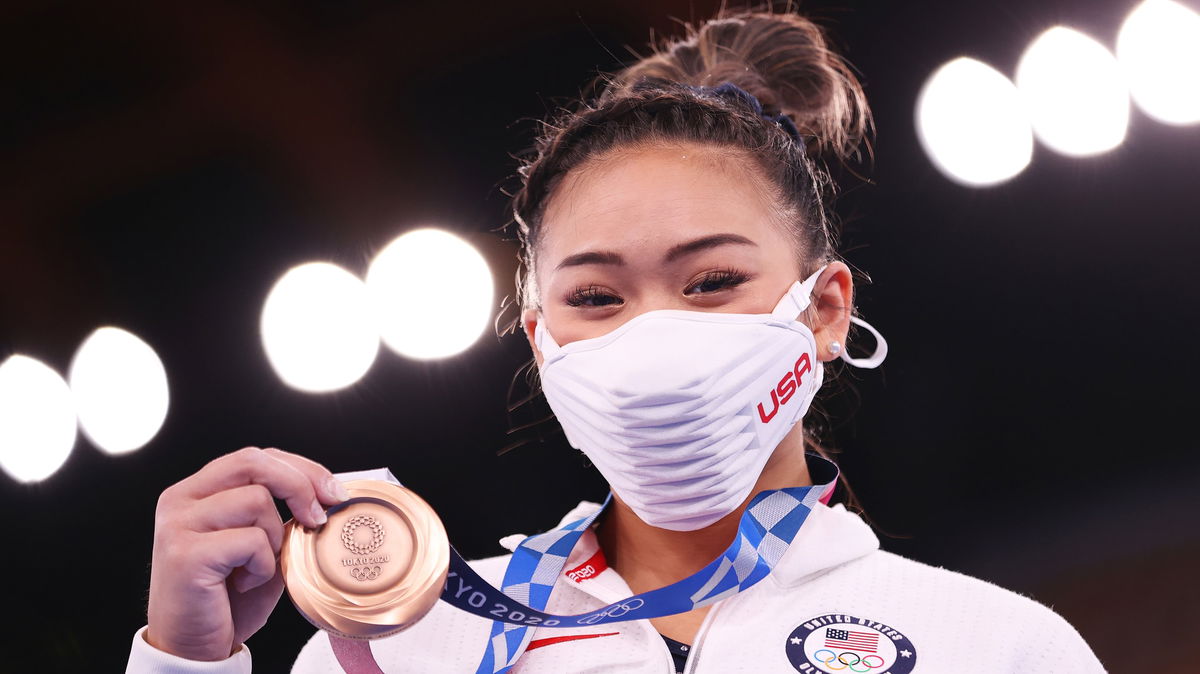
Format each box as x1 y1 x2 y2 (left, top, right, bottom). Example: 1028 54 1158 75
827 341 842 356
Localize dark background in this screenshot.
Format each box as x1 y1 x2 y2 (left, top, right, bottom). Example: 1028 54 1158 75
3 1 1197 672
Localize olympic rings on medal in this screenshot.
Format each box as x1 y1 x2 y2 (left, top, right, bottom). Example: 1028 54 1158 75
811 648 886 672
348 565 382 582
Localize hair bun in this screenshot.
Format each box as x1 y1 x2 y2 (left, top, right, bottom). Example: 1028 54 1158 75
615 10 872 162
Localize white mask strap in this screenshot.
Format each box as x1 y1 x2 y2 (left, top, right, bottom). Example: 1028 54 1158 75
533 318 562 361
771 265 889 370
841 315 888 369
770 265 827 321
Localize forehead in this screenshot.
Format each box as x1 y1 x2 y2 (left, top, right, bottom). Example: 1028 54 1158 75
539 143 784 258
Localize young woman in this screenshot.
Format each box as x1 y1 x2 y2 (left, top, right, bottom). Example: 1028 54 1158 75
126 8 1105 674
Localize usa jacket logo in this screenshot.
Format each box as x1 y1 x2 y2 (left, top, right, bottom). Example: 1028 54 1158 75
784 613 916 673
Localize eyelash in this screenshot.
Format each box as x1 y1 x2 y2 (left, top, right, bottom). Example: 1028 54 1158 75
565 285 622 308
563 268 751 308
685 268 751 295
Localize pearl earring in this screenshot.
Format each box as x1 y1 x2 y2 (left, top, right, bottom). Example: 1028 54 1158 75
828 341 842 356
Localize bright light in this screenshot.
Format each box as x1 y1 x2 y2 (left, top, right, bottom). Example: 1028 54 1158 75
69 327 169 455
1016 26 1130 156
366 228 494 360
0 355 76 483
1118 0 1200 125
261 262 380 392
916 57 1033 186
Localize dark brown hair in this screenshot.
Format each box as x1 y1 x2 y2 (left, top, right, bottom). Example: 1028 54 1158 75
511 5 873 309
502 6 874 490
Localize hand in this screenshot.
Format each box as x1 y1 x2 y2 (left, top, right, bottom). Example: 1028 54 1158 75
145 447 349 660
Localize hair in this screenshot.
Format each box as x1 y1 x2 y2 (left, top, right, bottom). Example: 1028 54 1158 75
501 5 874 498
511 5 872 309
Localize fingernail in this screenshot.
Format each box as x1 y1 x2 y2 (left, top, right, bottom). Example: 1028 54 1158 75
325 477 350 503
310 501 328 526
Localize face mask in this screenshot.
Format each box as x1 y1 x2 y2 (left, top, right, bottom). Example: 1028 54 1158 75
534 266 887 531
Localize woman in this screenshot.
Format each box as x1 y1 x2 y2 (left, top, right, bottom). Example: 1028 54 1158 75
126 8 1105 674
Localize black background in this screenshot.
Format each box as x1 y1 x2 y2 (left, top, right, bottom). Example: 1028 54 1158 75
2 1 1197 672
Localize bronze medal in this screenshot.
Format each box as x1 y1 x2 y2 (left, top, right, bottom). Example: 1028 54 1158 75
281 480 449 640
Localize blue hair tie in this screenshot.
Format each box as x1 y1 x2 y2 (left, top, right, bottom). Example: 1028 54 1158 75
685 81 804 145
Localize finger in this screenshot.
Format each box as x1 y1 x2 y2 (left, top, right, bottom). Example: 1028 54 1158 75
261 447 349 505
180 448 325 528
195 527 276 594
189 485 286 553
228 564 282 602
230 570 285 645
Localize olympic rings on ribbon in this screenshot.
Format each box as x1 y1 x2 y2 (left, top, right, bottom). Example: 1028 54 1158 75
811 648 886 672
576 597 646 625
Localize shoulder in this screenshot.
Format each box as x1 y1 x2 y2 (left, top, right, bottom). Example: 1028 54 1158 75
290 553 513 674
762 504 1104 672
783 504 1101 666
856 548 1072 621
842 549 1105 671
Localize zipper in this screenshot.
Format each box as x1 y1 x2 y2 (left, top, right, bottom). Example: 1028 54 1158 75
680 597 728 674
661 633 678 674
648 611 715 673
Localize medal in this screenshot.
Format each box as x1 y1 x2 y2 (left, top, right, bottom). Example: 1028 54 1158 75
280 479 450 640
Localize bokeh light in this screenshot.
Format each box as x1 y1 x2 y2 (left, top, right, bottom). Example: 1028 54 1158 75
261 262 380 392
1118 0 1200 125
69 327 170 455
0 355 77 483
366 228 494 360
1016 26 1130 156
916 57 1034 186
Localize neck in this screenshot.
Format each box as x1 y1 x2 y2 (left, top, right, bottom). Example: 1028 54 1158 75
595 433 813 593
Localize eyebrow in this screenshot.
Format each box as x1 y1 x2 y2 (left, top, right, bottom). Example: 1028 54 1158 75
554 233 756 270
664 233 756 262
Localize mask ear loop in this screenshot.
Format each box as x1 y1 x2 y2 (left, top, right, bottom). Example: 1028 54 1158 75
532 318 564 361
841 316 888 369
770 265 828 321
772 266 889 369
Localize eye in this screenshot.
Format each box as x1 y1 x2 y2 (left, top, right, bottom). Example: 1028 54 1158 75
684 269 751 295
565 285 624 308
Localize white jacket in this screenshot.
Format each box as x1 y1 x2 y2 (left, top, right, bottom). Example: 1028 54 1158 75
127 501 1106 673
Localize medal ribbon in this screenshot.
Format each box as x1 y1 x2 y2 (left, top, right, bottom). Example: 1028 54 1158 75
326 455 838 674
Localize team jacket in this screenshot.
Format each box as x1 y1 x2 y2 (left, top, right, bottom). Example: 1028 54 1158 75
126 501 1106 673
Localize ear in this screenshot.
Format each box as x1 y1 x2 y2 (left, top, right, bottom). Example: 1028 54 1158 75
808 262 853 362
522 308 546 368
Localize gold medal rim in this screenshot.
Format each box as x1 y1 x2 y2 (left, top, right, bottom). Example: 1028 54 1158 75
281 480 450 639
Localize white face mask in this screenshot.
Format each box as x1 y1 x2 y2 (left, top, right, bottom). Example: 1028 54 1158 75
534 266 887 531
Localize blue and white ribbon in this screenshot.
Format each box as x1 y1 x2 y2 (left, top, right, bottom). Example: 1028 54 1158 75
447 454 839 673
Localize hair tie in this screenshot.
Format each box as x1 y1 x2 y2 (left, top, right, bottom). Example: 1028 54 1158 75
685 81 805 145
